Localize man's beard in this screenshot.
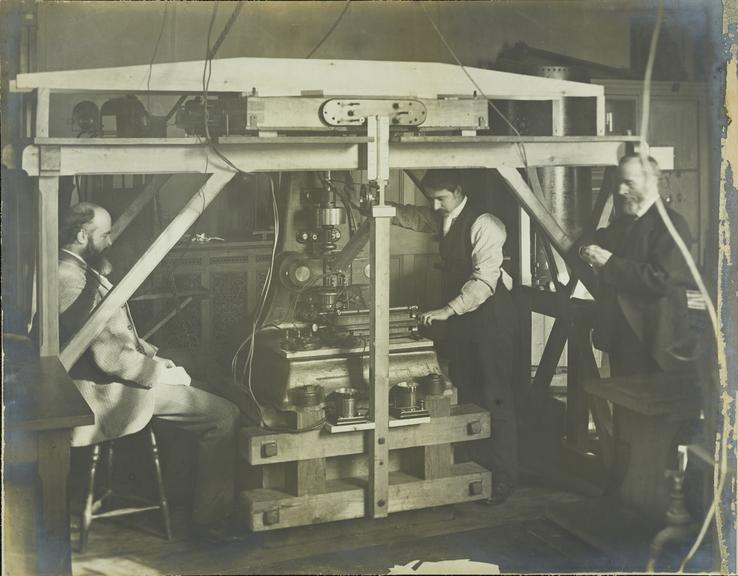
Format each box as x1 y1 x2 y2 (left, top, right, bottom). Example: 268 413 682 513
83 244 107 270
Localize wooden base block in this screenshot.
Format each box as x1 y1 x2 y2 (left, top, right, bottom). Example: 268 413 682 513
404 444 454 479
285 459 326 496
241 462 491 532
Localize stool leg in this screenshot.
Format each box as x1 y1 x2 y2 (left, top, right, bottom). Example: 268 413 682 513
106 441 114 492
148 427 172 540
80 444 101 554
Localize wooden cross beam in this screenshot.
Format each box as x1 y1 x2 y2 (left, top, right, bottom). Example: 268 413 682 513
60 170 234 371
497 167 599 297
110 175 172 243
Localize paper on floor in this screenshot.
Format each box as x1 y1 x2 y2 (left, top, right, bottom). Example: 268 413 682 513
387 558 500 574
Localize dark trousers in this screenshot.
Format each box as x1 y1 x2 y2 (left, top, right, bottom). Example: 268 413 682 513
152 383 239 526
447 292 519 487
607 310 661 377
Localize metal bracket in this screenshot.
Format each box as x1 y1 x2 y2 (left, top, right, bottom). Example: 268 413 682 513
322 99 427 127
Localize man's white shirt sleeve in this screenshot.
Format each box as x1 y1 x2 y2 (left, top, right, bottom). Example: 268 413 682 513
447 213 509 315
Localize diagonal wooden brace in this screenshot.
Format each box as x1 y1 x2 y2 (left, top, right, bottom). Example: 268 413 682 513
60 170 234 371
110 175 173 243
496 167 598 298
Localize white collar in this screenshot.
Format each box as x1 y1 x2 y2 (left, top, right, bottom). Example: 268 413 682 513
61 248 88 268
446 195 467 221
635 195 659 218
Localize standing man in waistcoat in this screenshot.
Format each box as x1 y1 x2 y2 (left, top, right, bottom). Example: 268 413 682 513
390 169 518 504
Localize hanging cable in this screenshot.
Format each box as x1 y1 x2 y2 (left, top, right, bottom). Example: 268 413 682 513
631 3 730 571
418 2 540 197
146 2 169 98
306 0 352 59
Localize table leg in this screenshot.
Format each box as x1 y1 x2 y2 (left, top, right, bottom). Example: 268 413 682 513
36 429 72 576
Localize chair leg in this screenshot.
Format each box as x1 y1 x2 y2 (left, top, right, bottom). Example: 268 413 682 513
148 427 172 540
106 441 115 492
79 444 101 554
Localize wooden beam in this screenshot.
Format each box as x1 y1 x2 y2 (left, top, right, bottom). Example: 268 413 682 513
22 141 362 176
59 171 233 370
35 88 49 138
37 175 59 357
368 116 391 520
532 318 570 396
390 139 630 170
110 175 171 243
587 166 618 236
497 167 599 297
21 139 638 177
498 167 572 253
140 296 194 340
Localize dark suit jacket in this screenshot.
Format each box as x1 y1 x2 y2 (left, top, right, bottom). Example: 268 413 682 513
592 203 693 372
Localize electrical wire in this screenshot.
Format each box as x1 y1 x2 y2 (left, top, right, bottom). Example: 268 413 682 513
305 0 352 59
631 2 730 570
419 3 542 197
230 174 281 428
146 2 169 99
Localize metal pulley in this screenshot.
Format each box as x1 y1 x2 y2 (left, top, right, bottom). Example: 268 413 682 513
321 99 427 127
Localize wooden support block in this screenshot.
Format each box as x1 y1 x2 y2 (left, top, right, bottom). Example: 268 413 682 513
388 462 491 513
242 479 366 531
240 462 491 532
240 404 490 465
424 394 451 417
285 459 327 497
404 445 454 480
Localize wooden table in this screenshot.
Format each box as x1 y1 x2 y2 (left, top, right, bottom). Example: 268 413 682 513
547 370 701 563
4 356 94 576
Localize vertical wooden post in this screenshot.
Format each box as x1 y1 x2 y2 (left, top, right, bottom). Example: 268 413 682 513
36 87 50 137
595 94 606 136
36 429 72 576
38 174 59 357
367 116 393 519
517 206 532 287
566 321 590 453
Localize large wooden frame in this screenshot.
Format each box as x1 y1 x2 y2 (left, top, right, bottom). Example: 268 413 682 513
18 57 671 524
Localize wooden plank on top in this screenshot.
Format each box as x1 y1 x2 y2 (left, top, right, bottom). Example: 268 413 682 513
14 57 604 99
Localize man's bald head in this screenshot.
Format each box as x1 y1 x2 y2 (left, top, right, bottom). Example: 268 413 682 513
60 202 112 260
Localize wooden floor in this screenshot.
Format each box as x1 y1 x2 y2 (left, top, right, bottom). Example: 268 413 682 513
71 483 640 575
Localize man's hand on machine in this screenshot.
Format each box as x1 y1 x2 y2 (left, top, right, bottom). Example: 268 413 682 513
419 306 455 326
158 365 192 386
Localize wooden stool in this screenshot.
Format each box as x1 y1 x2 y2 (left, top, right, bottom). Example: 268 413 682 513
78 425 172 553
